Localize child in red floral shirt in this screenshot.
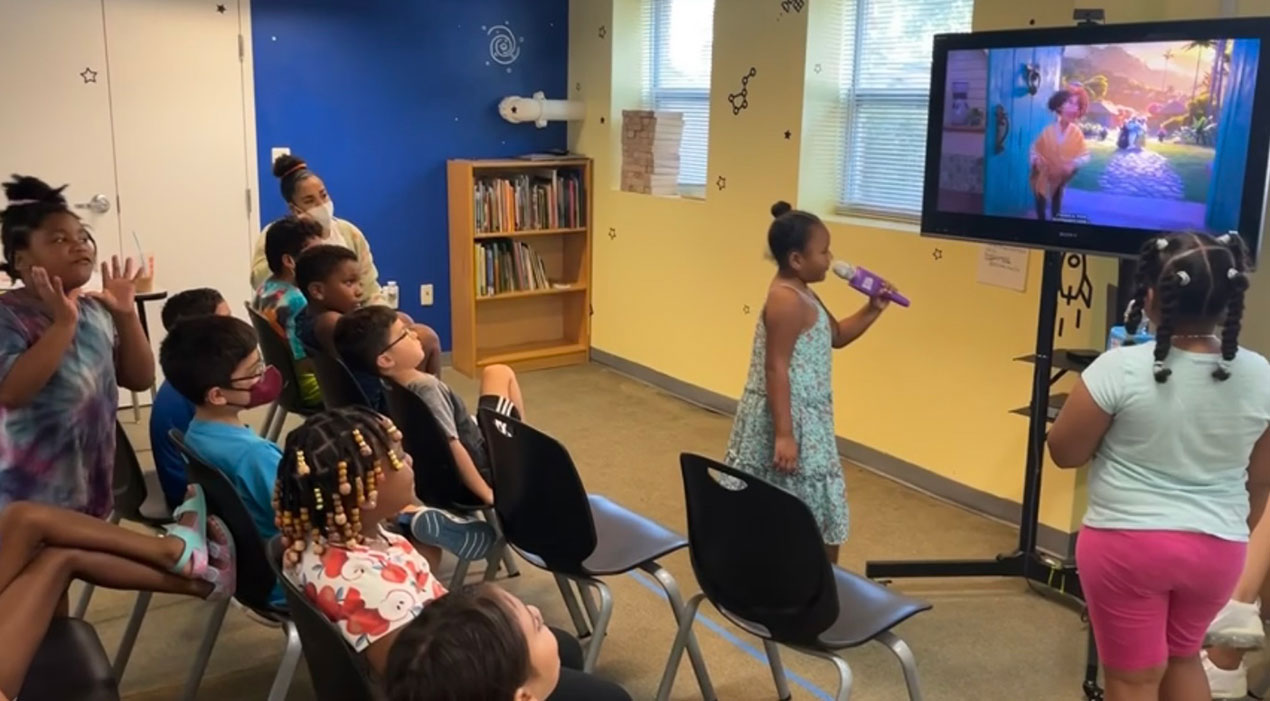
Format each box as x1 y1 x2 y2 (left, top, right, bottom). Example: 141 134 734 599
274 408 629 699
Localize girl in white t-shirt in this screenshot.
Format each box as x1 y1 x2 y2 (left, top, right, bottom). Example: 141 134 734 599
1049 232 1270 701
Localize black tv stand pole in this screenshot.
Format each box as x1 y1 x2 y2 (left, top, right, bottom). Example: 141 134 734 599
865 249 1082 601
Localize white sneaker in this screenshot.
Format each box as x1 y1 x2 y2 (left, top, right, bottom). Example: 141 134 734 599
1206 599 1265 650
1202 650 1248 700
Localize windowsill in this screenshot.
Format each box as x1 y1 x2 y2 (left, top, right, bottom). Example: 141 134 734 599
823 209 921 234
614 185 708 202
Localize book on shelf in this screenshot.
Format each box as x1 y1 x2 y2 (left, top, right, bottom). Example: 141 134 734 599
474 239 559 297
473 169 585 234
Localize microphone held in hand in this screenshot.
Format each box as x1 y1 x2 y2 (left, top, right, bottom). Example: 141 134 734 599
830 261 910 308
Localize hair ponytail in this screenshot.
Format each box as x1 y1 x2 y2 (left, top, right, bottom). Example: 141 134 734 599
1 175 74 280
1214 235 1250 380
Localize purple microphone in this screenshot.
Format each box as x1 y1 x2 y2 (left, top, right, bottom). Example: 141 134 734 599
831 261 910 308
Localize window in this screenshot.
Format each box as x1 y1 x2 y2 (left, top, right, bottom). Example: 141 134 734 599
647 0 715 189
837 0 973 218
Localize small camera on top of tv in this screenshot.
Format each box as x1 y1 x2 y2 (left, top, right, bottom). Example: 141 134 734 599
1073 8 1105 25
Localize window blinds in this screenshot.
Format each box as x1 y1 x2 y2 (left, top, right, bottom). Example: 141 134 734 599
836 0 973 218
647 0 716 188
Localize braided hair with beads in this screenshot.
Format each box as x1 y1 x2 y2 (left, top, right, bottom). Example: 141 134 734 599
1123 232 1250 383
273 406 407 564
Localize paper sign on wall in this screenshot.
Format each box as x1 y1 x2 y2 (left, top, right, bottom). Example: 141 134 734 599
977 244 1029 291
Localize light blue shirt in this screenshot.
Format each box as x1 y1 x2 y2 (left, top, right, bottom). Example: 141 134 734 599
1081 342 1270 541
185 418 285 607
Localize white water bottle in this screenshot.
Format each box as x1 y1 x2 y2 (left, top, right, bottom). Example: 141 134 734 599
383 281 400 309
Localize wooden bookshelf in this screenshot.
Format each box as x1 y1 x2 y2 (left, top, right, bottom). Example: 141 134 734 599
447 157 592 377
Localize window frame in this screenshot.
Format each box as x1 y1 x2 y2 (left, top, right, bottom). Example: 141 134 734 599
648 0 713 192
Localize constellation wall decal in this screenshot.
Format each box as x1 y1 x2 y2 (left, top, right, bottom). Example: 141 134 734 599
780 0 806 12
728 68 757 115
1057 253 1094 338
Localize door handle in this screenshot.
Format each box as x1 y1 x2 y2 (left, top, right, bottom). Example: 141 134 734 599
74 194 111 215
993 104 1009 155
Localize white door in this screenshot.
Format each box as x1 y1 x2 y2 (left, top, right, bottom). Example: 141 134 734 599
0 0 123 276
104 0 255 370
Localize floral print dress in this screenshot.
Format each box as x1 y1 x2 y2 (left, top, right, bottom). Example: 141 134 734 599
288 527 446 652
724 285 848 545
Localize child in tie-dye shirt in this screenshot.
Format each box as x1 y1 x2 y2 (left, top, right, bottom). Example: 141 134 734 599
0 175 155 518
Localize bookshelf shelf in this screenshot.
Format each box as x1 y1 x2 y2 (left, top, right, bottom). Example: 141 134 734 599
447 158 592 377
474 227 587 240
476 285 587 303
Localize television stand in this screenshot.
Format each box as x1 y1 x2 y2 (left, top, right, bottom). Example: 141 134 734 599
866 249 1082 597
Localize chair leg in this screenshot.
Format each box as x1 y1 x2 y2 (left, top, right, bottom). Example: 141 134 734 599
655 592 707 701
875 630 923 701
71 512 122 618
799 647 854 701
580 579 614 673
482 539 505 582
579 581 601 628
180 596 230 701
554 574 591 638
449 557 472 590
259 400 279 438
481 508 519 577
112 590 152 679
267 407 288 443
641 562 716 701
266 621 303 701
763 640 792 701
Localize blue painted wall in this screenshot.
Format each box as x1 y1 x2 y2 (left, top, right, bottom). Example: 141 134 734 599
251 0 568 348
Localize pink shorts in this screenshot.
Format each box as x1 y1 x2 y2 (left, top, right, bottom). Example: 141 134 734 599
1078 527 1245 670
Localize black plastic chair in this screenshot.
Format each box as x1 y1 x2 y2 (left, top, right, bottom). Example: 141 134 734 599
169 429 301 701
659 454 932 701
19 618 120 701
266 536 383 701
385 379 517 587
71 422 174 680
476 409 714 697
246 304 319 441
303 342 371 410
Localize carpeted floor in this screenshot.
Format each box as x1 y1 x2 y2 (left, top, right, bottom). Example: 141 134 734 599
84 362 1263 700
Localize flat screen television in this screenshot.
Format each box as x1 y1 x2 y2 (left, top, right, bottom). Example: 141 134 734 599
921 18 1270 261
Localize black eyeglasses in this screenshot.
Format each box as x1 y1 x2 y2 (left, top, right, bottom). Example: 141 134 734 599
381 329 412 354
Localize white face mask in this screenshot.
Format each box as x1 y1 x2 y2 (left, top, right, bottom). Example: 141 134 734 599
303 200 335 231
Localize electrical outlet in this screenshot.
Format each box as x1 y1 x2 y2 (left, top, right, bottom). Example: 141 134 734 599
420 283 434 306
271 146 291 163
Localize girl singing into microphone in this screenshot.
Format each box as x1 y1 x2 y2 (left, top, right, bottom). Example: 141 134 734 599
724 202 894 563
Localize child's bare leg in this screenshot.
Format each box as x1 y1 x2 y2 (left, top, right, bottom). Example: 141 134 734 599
0 501 187 593
480 364 525 419
1210 481 1270 671
0 547 210 698
410 323 442 377
1159 654 1209 701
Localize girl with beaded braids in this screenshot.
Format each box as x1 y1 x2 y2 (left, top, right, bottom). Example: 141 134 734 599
275 408 633 701
1049 232 1270 700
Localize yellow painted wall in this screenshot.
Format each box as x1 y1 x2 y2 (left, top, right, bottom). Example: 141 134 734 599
568 0 1253 535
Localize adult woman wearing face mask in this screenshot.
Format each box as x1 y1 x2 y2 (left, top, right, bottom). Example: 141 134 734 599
250 154 384 303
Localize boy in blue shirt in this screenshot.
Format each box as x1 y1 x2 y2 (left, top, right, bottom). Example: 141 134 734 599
160 314 286 604
150 288 231 510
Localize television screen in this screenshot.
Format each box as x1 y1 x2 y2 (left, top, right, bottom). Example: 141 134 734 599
922 19 1270 260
